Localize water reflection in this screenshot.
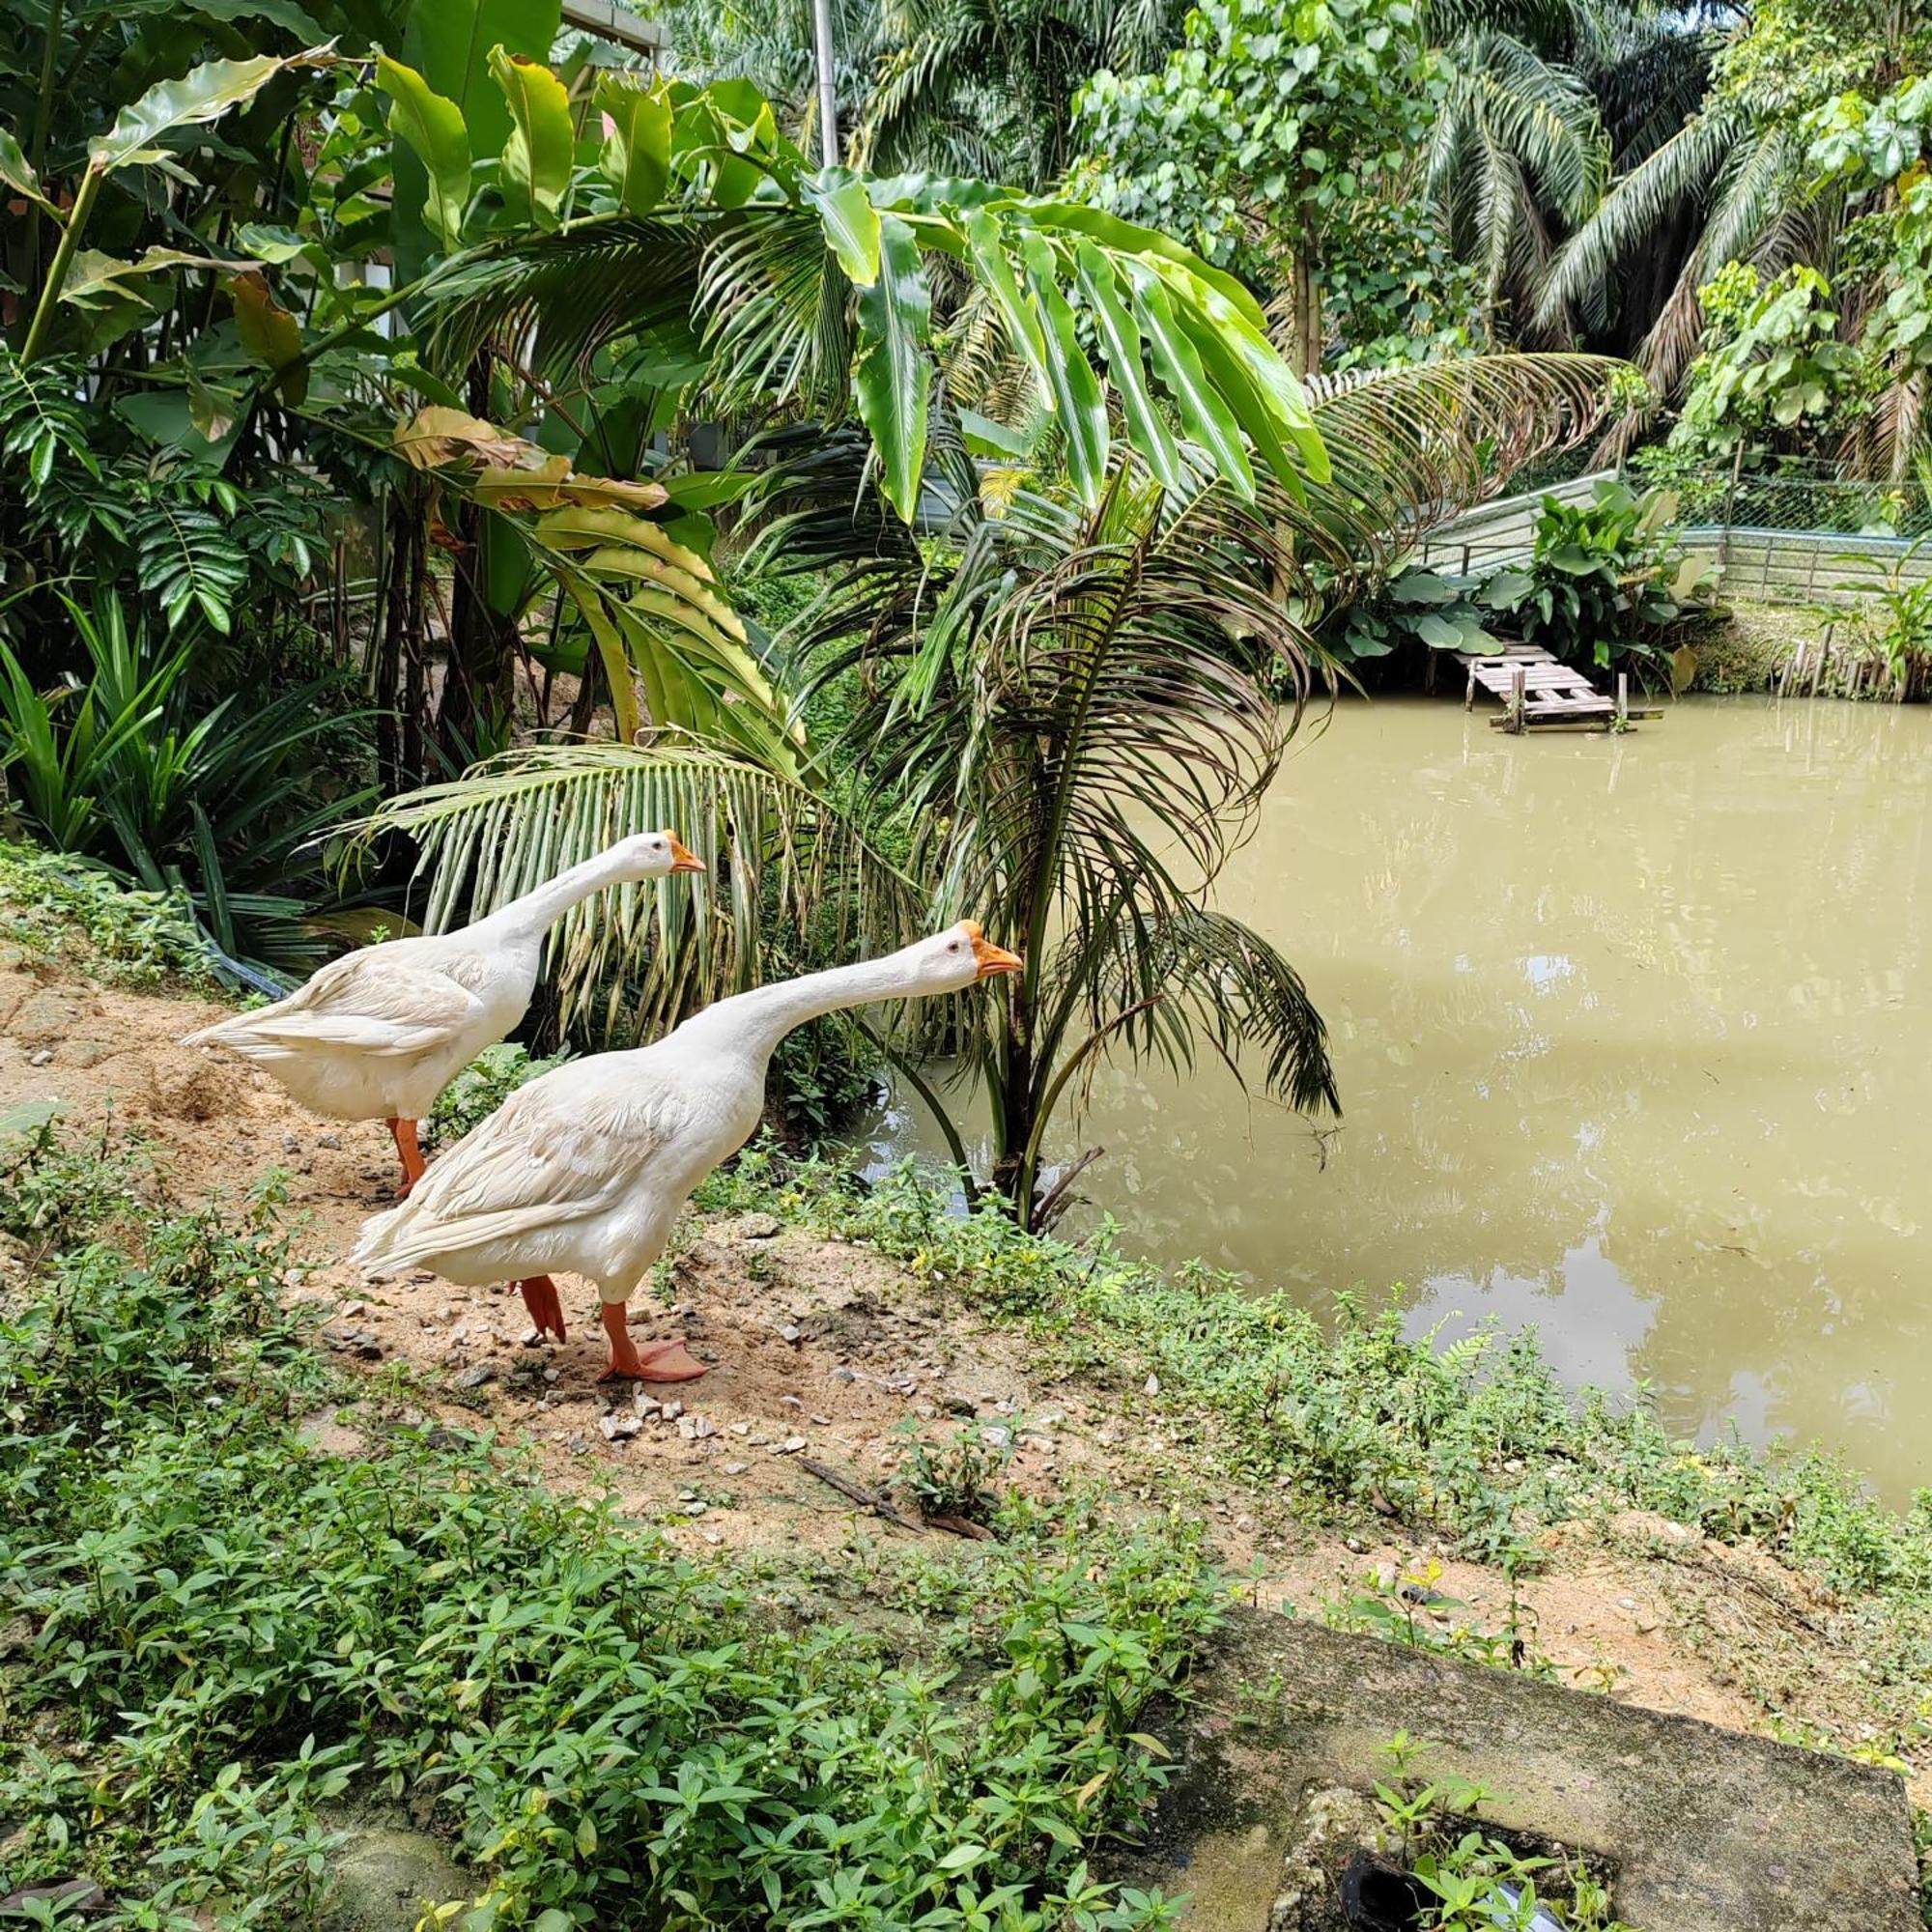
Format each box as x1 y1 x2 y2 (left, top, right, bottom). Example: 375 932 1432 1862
856 696 1932 1504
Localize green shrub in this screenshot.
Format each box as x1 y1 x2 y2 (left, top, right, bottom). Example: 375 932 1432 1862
0 840 216 989
424 1042 573 1152
0 1135 1222 1931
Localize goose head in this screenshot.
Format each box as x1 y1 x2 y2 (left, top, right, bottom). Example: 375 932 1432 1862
909 921 1024 994
609 830 706 880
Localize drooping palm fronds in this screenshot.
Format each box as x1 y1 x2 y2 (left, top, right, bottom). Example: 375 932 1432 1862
845 465 1336 1215
345 742 925 1047
1293 351 1622 582
859 0 1180 185
1429 30 1608 325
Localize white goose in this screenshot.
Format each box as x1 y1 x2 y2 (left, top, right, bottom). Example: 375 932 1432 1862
353 923 1023 1381
185 832 705 1195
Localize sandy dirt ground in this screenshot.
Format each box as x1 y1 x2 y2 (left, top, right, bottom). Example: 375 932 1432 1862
1 945 1917 1794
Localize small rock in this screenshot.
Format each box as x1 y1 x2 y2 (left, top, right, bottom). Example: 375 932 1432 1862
774 1435 806 1455
980 1424 1012 1449
809 1413 832 1427
632 1393 662 1417
943 1394 977 1417
520 1326 543 1348
914 1401 938 1419
781 1394 804 1408
734 1212 781 1240
832 1367 859 1383
25 1048 53 1067
779 1323 803 1346
660 1398 684 1422
1503 1457 1524 1474
318 1133 341 1149
721 1462 747 1476
703 1529 724 1545
454 1364 497 1390
676 1414 717 1440
599 1413 642 1441
681 1500 708 1517
542 1367 560 1384
1345 1536 1368 1554
1144 1374 1161 1397
342 1299 367 1318
282 1134 301 1153
729 1421 753 1436
1616 1595 1638 1611
565 1435 589 1455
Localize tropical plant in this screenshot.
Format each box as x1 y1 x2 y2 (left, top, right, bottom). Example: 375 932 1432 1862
361 353 1622 1213
1074 0 1458 373
0 593 371 978
860 0 1182 185
1485 479 1718 671
1538 0 1931 420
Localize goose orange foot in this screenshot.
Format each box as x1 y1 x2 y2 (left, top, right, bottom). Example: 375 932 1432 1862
384 1117 426 1200
598 1303 711 1383
518 1275 567 1343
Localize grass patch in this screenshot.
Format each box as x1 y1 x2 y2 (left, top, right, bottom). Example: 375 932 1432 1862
696 1149 1932 1741
0 1135 1225 1930
0 840 217 990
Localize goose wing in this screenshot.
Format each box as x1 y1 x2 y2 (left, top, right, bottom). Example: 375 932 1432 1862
186 951 485 1057
354 1075 687 1272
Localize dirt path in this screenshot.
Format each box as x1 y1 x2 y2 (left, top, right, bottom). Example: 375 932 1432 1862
1 945 1915 1794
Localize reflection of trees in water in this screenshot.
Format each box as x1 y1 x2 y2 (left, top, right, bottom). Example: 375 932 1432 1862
867 698 1932 1496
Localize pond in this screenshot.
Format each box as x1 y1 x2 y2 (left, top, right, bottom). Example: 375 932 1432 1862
854 695 1932 1505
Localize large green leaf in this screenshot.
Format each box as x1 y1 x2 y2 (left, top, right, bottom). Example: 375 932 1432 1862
402 0 559 160
89 49 327 173
490 46 573 229
1071 241 1183 496
595 74 671 216
804 169 882 285
853 213 932 525
1021 230 1107 506
377 56 472 252
1124 262 1254 498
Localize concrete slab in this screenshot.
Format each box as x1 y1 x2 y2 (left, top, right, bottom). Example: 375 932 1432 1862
1119 1608 1918 1931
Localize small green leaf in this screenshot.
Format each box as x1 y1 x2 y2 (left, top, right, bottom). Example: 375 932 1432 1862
490 46 573 229
595 74 670 216
377 53 471 251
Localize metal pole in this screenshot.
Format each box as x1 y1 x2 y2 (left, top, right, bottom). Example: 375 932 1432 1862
812 0 839 166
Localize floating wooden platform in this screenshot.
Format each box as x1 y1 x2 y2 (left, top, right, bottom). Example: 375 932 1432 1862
1458 642 1662 731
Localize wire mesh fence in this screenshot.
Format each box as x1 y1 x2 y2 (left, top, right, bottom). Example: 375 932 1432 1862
1414 464 1932 608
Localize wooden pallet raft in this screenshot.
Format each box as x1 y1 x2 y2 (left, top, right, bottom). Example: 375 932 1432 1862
1458 642 1662 732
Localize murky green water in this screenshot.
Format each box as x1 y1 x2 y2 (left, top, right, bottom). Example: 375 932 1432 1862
856 695 1932 1503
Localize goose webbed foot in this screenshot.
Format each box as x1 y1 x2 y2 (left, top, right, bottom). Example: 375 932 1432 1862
598 1303 710 1382
518 1275 567 1343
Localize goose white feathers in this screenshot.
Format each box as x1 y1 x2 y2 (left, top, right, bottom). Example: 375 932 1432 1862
184 831 703 1192
354 922 1023 1381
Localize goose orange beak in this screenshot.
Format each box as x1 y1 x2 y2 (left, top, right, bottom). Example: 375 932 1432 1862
668 836 706 874
965 921 1023 979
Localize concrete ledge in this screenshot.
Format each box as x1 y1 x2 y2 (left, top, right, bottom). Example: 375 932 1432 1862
1120 1608 1918 1931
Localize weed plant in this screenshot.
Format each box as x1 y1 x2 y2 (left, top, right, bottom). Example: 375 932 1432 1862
0 1132 1223 1929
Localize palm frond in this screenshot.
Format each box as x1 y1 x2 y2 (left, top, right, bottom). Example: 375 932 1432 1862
1294 351 1623 583
1537 105 1742 330
346 741 925 1046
